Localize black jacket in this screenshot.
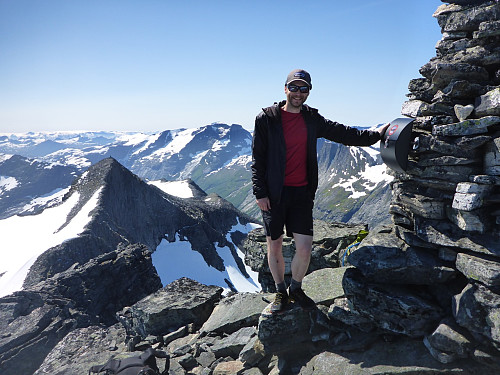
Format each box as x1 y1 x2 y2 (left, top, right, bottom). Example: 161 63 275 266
251 101 381 202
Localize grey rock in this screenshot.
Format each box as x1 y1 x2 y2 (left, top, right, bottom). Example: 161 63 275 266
328 297 375 332
168 359 187 375
302 267 347 306
240 368 264 375
429 134 491 156
117 277 223 338
446 206 490 233
394 190 447 220
200 292 270 335
470 174 500 184
298 336 481 375
456 181 494 194
411 164 479 183
474 19 500 38
484 137 500 174
414 217 500 255
177 352 198 370
347 227 456 284
196 350 217 368
34 243 162 325
212 360 245 375
456 252 500 287
342 268 445 337
454 104 474 121
436 80 488 101
432 116 500 136
427 63 489 88
0 243 160 375
435 2 500 32
452 192 486 211
210 326 256 358
454 283 500 344
238 335 265 367
425 319 473 363
257 304 325 354
163 325 189 347
418 154 480 166
401 100 454 118
476 88 500 117
33 324 129 375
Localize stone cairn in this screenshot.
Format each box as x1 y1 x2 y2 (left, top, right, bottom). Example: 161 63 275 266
343 0 500 367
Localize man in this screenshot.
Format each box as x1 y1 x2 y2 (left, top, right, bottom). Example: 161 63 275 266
251 69 389 313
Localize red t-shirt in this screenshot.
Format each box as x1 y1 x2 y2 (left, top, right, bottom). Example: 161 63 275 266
281 108 308 186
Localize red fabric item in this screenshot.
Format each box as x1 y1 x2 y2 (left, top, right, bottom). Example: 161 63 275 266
281 108 308 186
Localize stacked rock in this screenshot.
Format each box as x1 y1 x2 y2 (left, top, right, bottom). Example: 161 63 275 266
345 0 500 368
399 0 500 244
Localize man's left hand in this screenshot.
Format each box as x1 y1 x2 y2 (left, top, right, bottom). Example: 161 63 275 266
378 123 390 137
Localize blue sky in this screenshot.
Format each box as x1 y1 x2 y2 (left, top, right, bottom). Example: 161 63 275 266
0 0 442 133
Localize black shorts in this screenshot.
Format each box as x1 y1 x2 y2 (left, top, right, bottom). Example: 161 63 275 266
261 186 314 240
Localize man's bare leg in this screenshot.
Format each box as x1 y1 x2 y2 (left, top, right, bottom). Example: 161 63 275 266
291 233 313 282
289 233 316 310
267 235 289 313
267 235 285 284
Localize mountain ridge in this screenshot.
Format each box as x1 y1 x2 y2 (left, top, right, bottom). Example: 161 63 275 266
3 156 259 296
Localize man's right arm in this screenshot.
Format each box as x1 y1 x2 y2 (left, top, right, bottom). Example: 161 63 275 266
256 197 271 211
251 112 269 202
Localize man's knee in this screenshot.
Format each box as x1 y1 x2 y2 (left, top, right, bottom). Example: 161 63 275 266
295 246 312 258
267 236 283 254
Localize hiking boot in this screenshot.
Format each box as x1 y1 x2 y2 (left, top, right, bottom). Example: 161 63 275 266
289 288 316 310
270 291 289 313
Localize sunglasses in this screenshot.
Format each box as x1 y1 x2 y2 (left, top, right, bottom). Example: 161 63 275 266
287 84 310 93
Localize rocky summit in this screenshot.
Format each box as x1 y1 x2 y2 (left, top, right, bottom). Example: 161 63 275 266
2 1 500 374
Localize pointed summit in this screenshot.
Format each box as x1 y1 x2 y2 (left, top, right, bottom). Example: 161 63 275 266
22 157 259 294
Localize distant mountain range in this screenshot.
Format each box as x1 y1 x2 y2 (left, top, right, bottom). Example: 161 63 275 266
0 123 392 226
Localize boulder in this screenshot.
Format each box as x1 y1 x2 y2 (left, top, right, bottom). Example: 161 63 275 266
435 2 500 33
210 327 256 358
347 226 456 285
257 303 325 354
453 283 500 344
476 88 500 117
117 277 223 338
302 267 347 306
299 336 482 374
424 319 474 363
201 292 271 335
33 324 130 375
432 116 500 136
342 268 445 337
413 217 500 255
456 252 500 287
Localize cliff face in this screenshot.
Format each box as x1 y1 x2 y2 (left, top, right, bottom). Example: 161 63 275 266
345 0 500 365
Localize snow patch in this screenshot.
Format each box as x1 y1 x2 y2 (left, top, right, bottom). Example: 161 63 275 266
0 176 18 193
146 128 196 159
152 218 261 293
148 180 194 198
21 187 70 213
0 188 102 297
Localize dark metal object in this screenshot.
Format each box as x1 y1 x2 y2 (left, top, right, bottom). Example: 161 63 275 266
380 117 415 173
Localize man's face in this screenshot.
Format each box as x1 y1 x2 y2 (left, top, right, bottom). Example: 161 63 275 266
285 80 310 109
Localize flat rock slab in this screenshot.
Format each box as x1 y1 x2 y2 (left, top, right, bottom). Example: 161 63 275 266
299 336 487 374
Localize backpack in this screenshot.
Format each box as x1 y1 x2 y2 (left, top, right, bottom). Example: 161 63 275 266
88 348 169 375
